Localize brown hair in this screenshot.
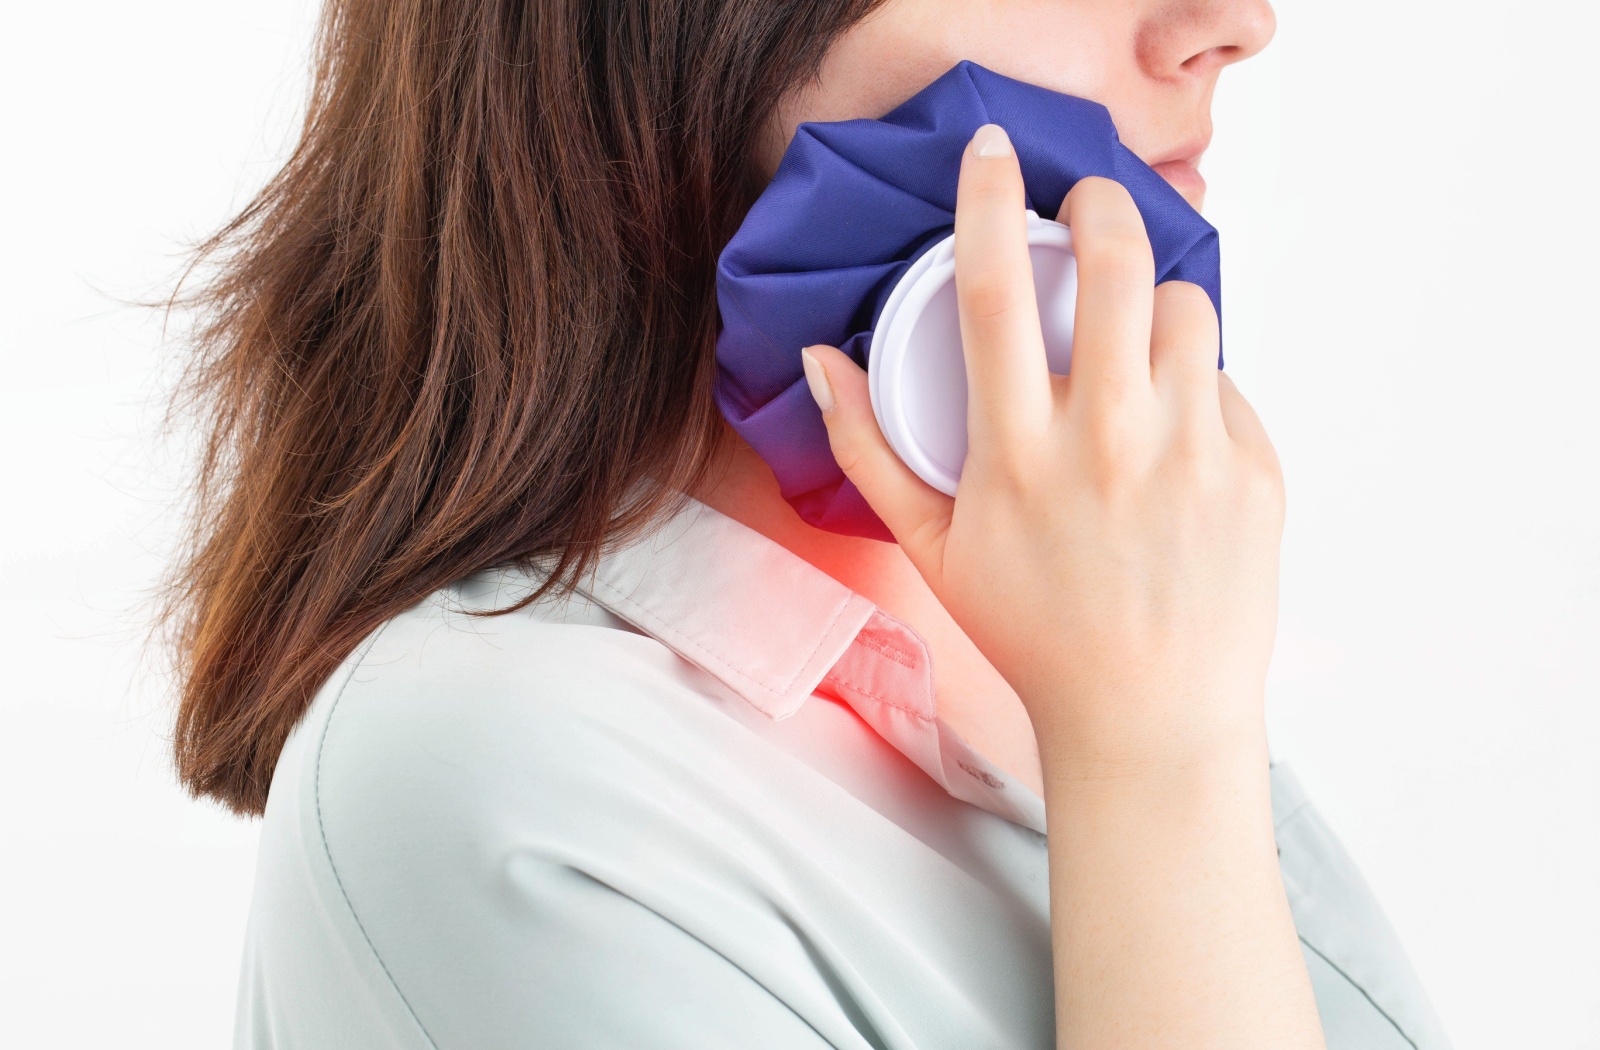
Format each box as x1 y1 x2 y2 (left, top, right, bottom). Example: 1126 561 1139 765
156 0 886 816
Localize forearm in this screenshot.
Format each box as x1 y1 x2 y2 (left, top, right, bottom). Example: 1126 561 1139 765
802 118 1315 1045
1036 712 1326 1049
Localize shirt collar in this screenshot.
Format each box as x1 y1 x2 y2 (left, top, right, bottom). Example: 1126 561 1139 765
572 491 1047 836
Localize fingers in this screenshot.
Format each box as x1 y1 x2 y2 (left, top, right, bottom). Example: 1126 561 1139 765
1059 176 1156 414
1149 280 1223 429
1215 371 1269 446
953 124 1053 454
1216 371 1283 494
800 344 953 579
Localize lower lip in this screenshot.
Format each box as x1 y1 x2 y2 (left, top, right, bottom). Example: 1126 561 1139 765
1150 159 1206 201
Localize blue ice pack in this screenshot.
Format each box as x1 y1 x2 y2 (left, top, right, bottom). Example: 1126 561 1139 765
714 60 1221 541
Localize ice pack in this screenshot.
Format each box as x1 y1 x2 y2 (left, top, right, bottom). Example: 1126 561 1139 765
713 60 1222 541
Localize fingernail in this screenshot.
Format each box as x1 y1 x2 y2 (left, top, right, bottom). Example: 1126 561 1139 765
971 123 1012 158
800 348 834 414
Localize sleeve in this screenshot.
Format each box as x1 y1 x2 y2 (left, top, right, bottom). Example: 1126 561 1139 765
1270 761 1456 1050
309 624 854 1050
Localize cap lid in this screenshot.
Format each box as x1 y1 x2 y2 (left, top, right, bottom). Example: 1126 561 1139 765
868 210 1078 496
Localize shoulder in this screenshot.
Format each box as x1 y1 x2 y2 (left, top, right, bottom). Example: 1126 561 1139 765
309 565 744 839
257 570 838 1047
247 568 717 1048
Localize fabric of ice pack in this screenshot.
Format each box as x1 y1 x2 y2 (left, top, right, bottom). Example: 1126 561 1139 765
713 60 1222 542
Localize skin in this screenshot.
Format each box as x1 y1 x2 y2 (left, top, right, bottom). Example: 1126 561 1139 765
699 0 1276 799
692 1 1326 1045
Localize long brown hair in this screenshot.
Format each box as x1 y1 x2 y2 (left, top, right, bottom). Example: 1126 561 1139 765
156 0 886 816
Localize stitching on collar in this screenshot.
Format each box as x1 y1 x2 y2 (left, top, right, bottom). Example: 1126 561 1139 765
774 590 859 697
821 665 934 719
583 571 865 715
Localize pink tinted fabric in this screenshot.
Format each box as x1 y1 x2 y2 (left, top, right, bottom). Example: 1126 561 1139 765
582 492 1048 832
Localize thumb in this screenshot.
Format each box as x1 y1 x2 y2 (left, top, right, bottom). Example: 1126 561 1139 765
800 344 954 576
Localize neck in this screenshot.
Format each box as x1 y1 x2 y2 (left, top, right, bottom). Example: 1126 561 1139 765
685 421 1044 798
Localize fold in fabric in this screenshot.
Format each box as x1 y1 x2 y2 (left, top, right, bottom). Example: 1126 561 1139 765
714 60 1223 541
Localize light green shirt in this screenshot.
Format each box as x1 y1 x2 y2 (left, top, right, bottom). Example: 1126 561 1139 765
235 493 1451 1048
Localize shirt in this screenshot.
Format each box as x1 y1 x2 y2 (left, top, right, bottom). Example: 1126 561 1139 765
234 491 1453 1049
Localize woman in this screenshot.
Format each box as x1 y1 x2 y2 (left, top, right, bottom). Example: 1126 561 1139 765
160 0 1451 1046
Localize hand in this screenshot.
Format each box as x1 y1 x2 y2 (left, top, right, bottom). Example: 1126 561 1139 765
799 122 1285 772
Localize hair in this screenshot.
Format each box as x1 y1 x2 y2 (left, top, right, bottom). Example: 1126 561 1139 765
155 0 888 817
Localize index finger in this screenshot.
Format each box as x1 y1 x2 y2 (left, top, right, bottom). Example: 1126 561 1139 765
953 123 1054 452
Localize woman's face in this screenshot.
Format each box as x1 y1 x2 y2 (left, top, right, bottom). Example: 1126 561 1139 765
758 0 1276 211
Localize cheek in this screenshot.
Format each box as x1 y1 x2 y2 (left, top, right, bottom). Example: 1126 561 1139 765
753 11 959 181
955 3 1123 102
755 0 1141 179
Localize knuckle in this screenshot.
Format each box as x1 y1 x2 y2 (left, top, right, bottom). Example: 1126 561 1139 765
960 271 1023 321
979 451 1034 503
1167 429 1224 482
1240 453 1286 514
969 422 1039 494
967 179 1021 209
1072 368 1140 413
828 435 865 479
1153 280 1215 315
824 423 869 479
1079 416 1146 493
1156 448 1227 520
1075 229 1154 286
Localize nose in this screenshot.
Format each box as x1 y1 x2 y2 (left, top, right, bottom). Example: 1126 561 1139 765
1136 0 1277 80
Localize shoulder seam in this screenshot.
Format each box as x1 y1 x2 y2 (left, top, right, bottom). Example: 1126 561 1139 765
311 617 443 1050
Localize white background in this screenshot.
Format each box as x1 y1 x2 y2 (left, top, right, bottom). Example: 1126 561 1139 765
2 0 1594 1046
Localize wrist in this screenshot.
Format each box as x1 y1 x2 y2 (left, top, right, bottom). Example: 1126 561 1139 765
1030 700 1271 798
1039 737 1276 840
